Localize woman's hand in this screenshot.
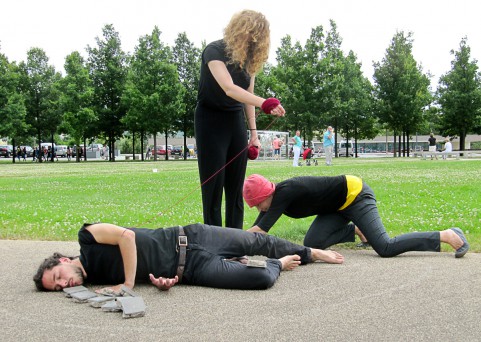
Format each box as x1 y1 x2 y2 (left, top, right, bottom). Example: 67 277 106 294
149 274 178 291
249 135 261 148
269 104 286 117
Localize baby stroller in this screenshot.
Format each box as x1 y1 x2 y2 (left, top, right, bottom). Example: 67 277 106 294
302 147 317 166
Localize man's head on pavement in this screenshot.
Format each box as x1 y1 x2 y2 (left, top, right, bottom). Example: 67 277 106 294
33 253 84 291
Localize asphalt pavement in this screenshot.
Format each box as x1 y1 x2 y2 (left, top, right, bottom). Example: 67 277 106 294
0 239 479 342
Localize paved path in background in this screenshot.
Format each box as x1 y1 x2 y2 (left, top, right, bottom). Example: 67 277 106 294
1 240 479 342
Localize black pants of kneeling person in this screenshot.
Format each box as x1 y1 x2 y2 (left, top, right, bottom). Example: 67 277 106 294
303 183 441 257
181 224 311 290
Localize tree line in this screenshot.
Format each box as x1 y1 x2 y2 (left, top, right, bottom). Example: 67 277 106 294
1 21 480 162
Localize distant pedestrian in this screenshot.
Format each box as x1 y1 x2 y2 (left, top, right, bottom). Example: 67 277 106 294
291 130 302 167
442 138 452 160
146 146 151 160
272 136 281 160
67 146 72 161
323 126 334 166
428 133 437 160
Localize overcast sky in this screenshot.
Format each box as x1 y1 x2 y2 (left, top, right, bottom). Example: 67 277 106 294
1 0 479 88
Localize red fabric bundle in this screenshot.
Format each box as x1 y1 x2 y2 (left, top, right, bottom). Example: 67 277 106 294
261 98 280 114
248 145 259 160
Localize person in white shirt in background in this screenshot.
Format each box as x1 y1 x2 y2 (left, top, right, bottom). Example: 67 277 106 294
442 138 452 159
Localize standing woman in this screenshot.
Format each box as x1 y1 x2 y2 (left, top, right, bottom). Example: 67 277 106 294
195 10 285 228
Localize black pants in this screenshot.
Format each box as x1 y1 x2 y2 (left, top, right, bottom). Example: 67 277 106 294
195 104 248 228
182 224 311 289
303 183 441 257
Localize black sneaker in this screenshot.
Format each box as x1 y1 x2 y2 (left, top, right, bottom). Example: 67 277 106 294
356 242 371 248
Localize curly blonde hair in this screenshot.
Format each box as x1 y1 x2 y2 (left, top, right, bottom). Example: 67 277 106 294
223 10 270 76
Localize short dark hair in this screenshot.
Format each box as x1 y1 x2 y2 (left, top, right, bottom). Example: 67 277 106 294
33 253 77 291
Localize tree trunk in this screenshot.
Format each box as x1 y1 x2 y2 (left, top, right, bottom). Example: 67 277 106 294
12 138 16 164
393 133 397 157
50 134 55 162
37 132 43 163
132 130 135 161
140 131 145 161
164 131 169 161
153 134 158 161
83 137 87 161
406 130 410 157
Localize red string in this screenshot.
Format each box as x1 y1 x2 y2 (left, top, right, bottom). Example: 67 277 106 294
141 115 280 226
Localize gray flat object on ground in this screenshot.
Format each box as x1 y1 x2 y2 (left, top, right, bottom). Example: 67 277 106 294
63 285 89 297
116 297 146 318
70 290 98 303
101 300 122 312
246 259 267 268
96 288 120 297
88 296 116 308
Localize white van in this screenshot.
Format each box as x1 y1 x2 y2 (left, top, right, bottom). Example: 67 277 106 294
56 145 68 157
40 142 56 150
338 140 354 157
311 141 324 156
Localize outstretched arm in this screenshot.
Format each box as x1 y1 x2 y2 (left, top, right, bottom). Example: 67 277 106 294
207 61 285 117
86 223 137 292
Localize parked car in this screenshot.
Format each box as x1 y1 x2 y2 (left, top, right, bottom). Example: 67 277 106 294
187 144 196 157
87 143 103 151
55 145 68 157
153 145 172 156
40 142 56 150
338 141 354 157
72 145 85 157
171 145 183 156
0 145 13 157
20 146 34 157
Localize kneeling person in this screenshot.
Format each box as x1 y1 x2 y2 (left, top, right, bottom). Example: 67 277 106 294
243 174 469 258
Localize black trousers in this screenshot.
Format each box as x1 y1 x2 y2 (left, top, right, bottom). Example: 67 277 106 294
303 183 441 257
194 104 248 228
182 224 311 289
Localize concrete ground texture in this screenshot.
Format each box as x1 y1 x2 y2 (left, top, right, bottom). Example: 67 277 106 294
0 239 479 342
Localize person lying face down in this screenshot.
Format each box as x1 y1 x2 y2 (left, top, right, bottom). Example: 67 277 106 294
33 222 344 293
243 174 469 258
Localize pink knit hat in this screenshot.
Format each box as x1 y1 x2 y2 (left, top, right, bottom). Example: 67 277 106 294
243 174 276 207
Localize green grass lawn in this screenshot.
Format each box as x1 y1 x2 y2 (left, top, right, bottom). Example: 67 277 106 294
1 157 480 252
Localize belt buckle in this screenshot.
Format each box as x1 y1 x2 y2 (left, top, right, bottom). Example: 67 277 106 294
178 235 188 247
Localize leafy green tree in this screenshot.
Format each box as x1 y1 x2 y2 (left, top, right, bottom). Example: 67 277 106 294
338 51 377 157
60 51 97 162
274 31 324 143
0 52 28 162
19 48 62 162
87 24 128 161
122 27 185 161
322 21 349 153
172 32 201 159
253 62 288 133
436 37 481 150
373 31 431 156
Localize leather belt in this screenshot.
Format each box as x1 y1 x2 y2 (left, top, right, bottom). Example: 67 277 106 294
176 226 188 282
